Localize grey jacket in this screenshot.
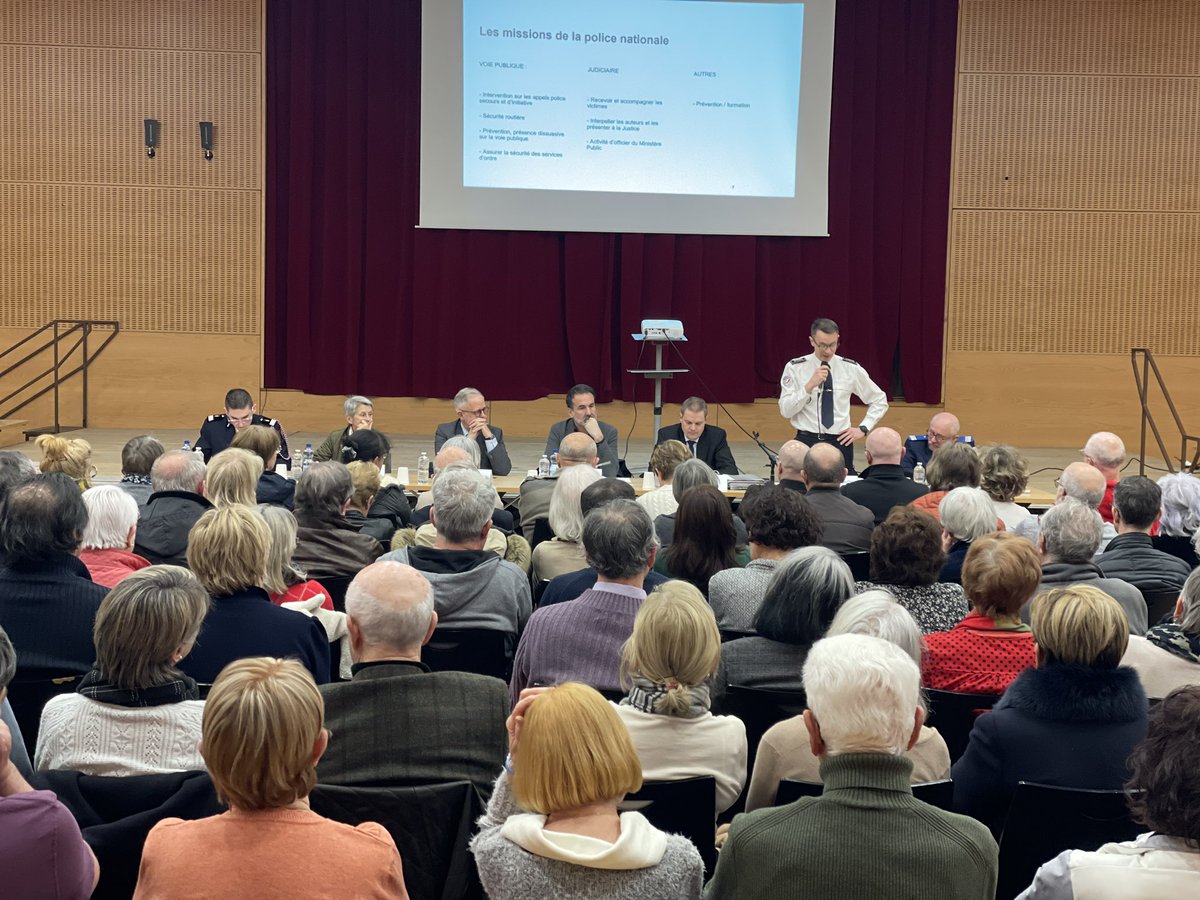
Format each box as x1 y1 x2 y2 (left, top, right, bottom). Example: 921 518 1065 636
545 418 620 477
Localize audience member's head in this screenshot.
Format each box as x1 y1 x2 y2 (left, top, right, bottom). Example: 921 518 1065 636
511 682 642 814
802 634 922 756
151 449 206 495
81 484 140 551
295 461 353 520
258 505 307 596
962 532 1041 621
0 473 88 566
0 450 35 505
548 464 604 543
926 413 961 454
741 485 823 551
343 395 375 431
979 444 1029 503
346 461 381 514
206 448 261 508
775 440 809 481
582 499 657 581
1039 497 1103 563
580 478 636 517
869 506 946 587
438 434 480 469
926 442 980 492
557 432 599 467
201 657 326 811
827 590 923 667
93 566 209 690
187 505 270 596
667 484 738 593
755 546 854 646
863 428 904 466
1031 584 1129 668
1112 476 1161 532
1083 432 1125 478
341 429 391 467
1058 460 1107 509
231 424 279 472
1156 473 1200 538
433 446 472 474
939 486 997 544
1125 685 1200 844
801 442 846 488
36 434 94 489
121 436 165 478
345 560 437 660
0 625 14 696
670 457 718 501
430 466 494 546
649 440 692 484
1175 569 1200 637
620 581 720 714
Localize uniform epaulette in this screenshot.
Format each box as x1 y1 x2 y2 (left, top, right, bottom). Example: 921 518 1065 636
207 414 221 422
267 418 278 427
907 435 928 442
841 356 861 367
788 356 808 366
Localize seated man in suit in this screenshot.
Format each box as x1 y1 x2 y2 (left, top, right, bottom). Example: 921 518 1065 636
903 411 973 476
195 387 292 470
318 560 508 796
654 397 738 475
843 427 929 524
433 387 512 476
517 432 598 543
545 383 619 478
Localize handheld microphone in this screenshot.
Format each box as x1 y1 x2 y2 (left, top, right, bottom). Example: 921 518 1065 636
818 361 830 434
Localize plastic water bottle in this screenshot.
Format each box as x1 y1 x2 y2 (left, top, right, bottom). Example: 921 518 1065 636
913 462 926 485
549 451 559 477
301 443 314 473
182 439 191 452
537 454 550 478
417 451 430 485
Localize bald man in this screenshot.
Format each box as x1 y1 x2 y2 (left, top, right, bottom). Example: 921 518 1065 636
318 560 508 794
1083 431 1126 523
1013 461 1118 552
843 427 930 524
412 444 513 531
775 440 810 493
518 432 599 543
800 442 875 554
903 412 974 477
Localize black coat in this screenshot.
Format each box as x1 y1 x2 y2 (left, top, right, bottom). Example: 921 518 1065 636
1099 532 1193 593
134 490 214 567
256 471 295 509
952 663 1148 838
841 463 929 524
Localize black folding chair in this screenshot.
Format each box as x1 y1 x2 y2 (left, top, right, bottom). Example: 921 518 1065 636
775 778 954 811
532 578 551 608
1140 588 1179 627
423 628 512 680
317 574 355 613
996 782 1143 900
839 551 872 580
529 518 555 550
623 776 717 878
924 688 1001 763
6 673 81 757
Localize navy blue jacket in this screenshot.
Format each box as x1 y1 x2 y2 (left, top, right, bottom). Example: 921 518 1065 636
537 568 669 606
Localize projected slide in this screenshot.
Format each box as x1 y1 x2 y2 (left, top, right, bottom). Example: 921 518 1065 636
462 0 804 197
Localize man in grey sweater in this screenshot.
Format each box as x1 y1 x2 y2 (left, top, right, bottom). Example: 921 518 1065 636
707 633 998 900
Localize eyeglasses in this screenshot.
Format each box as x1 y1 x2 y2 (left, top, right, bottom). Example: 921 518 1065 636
927 431 953 442
1054 477 1063 488
461 406 489 416
812 339 839 351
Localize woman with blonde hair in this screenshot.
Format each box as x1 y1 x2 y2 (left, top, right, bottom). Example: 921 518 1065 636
231 423 294 509
204 447 261 509
133 657 408 898
531 464 604 582
344 460 397 546
637 440 693 519
259 504 333 611
953 585 1149 837
35 566 209 776
614 581 747 813
471 683 704 899
35 434 94 490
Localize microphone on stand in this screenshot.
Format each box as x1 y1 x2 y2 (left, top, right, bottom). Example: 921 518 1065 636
752 431 778 484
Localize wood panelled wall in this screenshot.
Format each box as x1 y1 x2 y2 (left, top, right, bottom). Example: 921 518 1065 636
943 0 1200 451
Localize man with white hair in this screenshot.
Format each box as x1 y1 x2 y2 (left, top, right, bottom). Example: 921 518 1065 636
843 427 929 523
1013 460 1118 552
434 387 512 476
903 411 974 477
1083 431 1126 523
79 485 151 588
314 395 392 469
707 633 998 899
134 449 212 567
318 561 508 794
1027 498 1148 634
382 467 531 640
938 486 1000 584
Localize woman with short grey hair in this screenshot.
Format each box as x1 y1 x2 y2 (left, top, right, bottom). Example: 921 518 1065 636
1153 472 1200 569
938 486 1000 584
313 395 392 469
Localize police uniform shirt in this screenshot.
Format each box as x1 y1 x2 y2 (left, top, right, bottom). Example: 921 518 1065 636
196 413 293 468
778 353 889 434
903 434 975 476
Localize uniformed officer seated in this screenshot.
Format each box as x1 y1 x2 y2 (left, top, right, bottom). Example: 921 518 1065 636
195 388 292 470
902 411 973 477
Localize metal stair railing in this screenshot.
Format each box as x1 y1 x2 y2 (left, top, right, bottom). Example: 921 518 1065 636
0 319 121 435
1130 348 1198 475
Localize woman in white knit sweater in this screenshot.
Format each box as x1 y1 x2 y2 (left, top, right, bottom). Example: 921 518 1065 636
36 566 208 776
471 683 703 900
613 581 747 813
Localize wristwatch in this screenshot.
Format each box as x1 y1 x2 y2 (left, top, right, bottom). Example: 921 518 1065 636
858 425 869 435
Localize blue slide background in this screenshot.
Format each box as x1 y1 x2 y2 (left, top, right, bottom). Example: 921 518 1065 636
462 0 805 197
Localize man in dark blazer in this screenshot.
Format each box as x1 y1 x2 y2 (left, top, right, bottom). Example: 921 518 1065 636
319 560 508 797
545 383 619 477
843 427 928 524
654 397 738 475
801 442 875 554
433 387 512 476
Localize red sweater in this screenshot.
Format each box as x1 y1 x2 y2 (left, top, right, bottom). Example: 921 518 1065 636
921 612 1035 695
78 548 152 588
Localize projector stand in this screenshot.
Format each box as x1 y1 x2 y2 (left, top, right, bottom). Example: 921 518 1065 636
628 341 688 441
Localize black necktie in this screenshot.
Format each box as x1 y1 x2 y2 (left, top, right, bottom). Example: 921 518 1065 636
687 440 697 456
820 363 834 428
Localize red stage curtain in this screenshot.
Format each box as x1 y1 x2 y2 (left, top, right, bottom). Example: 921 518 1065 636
266 0 958 404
